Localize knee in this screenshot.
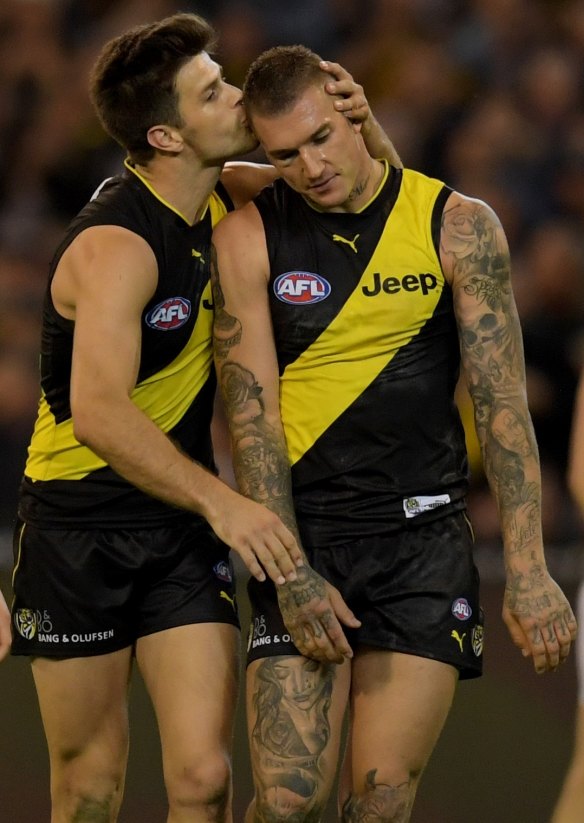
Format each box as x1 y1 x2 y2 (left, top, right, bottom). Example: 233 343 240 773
341 769 420 823
52 750 126 821
166 750 232 819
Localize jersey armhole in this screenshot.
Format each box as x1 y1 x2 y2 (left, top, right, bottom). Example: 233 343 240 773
431 184 453 261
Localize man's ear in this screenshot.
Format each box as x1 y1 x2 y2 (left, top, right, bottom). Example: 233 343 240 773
147 125 183 153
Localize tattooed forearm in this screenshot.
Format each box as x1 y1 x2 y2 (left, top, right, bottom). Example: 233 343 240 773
211 244 242 359
219 358 300 537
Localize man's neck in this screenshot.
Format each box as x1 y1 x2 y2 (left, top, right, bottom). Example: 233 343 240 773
129 154 223 225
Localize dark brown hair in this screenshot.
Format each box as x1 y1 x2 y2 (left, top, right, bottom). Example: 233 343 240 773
89 13 216 163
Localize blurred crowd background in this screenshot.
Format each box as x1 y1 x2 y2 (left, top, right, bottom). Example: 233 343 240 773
0 0 583 555
0 2 583 820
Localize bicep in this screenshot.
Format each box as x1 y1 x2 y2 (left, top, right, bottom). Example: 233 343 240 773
64 227 157 409
440 193 526 393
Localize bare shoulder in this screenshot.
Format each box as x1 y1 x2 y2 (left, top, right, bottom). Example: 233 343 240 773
212 202 269 295
439 190 510 287
62 224 155 269
213 200 264 246
220 161 277 208
53 224 158 318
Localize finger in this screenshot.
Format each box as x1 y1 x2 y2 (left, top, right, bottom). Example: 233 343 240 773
555 617 574 663
318 614 354 660
256 535 301 583
320 59 347 82
303 618 347 663
333 96 366 112
240 553 268 583
566 608 578 640
502 609 529 653
541 626 561 671
293 626 339 663
528 627 551 674
329 589 362 628
274 525 305 567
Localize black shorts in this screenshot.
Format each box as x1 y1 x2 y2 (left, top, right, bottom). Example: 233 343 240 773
246 510 483 680
11 519 239 658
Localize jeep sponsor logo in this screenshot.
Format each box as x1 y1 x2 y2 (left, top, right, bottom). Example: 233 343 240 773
362 271 438 297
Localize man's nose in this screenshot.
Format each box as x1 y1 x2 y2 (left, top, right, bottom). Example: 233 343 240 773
302 149 325 180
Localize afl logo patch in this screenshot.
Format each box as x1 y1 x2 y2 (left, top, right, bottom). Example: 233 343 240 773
274 271 331 305
451 597 472 621
145 297 191 330
213 560 232 583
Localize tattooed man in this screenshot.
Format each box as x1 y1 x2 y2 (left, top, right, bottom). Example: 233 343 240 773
9 15 399 821
212 45 577 823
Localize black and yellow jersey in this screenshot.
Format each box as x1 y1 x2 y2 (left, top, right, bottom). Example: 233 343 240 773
254 162 469 544
20 162 233 528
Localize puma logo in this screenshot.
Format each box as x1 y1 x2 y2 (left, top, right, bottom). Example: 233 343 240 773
451 630 466 652
192 248 206 264
220 590 236 609
332 233 360 253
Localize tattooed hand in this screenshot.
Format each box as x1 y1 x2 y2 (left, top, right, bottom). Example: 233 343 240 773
277 566 361 664
502 565 578 674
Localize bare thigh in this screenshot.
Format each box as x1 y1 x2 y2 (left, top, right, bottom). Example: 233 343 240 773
246 654 351 821
340 650 458 820
136 623 240 783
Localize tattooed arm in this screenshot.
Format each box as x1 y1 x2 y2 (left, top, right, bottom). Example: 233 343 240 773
212 203 360 663
440 191 577 674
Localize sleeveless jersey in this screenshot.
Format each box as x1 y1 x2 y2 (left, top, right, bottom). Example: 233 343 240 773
19 162 233 528
254 163 469 545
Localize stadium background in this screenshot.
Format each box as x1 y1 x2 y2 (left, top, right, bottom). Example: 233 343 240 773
0 1 583 820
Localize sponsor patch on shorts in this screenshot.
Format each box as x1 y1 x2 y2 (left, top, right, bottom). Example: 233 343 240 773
403 493 451 518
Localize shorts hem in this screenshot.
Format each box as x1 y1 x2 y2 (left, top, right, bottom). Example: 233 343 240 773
357 636 483 680
138 614 240 640
10 641 133 659
246 636 483 680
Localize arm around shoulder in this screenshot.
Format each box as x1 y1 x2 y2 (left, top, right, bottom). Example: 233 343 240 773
220 162 277 209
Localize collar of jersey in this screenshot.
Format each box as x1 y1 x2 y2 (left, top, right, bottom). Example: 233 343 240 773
124 158 209 225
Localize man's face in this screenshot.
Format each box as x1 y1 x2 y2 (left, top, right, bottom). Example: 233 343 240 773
251 83 371 212
175 52 258 163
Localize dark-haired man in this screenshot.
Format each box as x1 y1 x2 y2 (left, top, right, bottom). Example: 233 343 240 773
10 14 400 822
212 44 577 822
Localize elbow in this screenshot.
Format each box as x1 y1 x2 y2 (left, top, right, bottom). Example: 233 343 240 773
72 411 94 448
71 397 105 450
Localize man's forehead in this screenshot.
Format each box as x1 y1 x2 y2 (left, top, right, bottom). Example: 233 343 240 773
254 86 334 150
177 51 220 91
